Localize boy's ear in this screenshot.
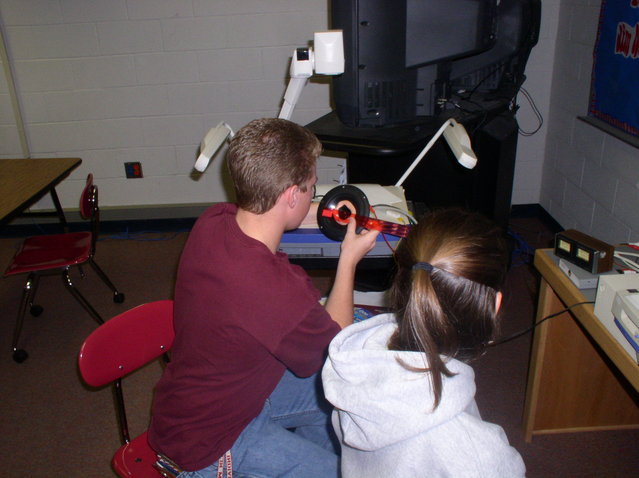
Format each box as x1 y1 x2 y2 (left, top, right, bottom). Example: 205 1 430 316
284 184 299 208
495 291 503 313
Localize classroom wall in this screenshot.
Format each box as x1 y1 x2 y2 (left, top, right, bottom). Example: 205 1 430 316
0 0 341 215
1 0 555 219
540 0 639 243
510 0 558 205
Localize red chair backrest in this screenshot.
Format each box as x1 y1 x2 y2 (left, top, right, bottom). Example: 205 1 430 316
79 173 96 220
78 300 175 388
79 173 101 254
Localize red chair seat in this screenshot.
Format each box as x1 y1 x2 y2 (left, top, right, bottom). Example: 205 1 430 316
5 173 124 363
4 231 92 275
112 431 163 478
78 300 174 477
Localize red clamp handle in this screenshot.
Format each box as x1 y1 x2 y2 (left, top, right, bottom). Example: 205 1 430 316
321 208 410 238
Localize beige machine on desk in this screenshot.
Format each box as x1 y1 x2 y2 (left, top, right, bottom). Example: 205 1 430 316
595 273 639 364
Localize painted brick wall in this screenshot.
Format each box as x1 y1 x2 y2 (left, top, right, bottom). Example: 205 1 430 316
0 0 337 211
540 0 639 243
0 0 557 219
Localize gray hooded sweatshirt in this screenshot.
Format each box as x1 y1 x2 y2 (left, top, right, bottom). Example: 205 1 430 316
322 314 525 478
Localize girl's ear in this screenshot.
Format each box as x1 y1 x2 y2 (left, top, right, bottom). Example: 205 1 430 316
495 291 503 313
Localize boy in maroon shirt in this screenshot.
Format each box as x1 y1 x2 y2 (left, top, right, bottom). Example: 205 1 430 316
149 118 378 477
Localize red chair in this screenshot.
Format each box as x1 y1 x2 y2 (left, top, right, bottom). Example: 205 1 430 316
78 300 174 478
4 173 124 363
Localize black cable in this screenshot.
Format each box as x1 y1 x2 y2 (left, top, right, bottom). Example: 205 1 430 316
489 300 594 347
444 97 490 135
460 63 507 101
506 228 535 267
517 86 544 136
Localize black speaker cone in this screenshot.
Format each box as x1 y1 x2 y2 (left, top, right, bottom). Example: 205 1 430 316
317 185 370 241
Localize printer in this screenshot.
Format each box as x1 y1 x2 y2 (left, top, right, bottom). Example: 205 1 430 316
594 274 639 363
611 286 639 363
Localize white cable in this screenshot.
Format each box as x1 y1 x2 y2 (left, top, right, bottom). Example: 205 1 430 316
614 252 639 272
371 204 417 225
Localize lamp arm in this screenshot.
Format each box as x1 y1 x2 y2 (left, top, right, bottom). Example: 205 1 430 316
394 120 453 187
278 77 309 121
278 31 344 121
394 118 478 187
195 31 343 172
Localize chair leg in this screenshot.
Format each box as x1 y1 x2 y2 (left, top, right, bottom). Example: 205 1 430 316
88 258 125 303
114 379 131 444
11 273 38 363
62 269 104 325
27 274 44 317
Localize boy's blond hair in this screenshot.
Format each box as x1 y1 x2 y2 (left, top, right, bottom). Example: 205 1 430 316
227 118 322 214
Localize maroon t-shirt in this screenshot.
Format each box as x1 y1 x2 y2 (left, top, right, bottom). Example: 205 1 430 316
148 203 340 471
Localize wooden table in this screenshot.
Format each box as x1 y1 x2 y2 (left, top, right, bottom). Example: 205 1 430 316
0 157 82 228
522 249 639 441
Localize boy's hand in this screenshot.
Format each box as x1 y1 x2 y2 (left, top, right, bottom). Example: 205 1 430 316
340 217 379 265
327 218 380 328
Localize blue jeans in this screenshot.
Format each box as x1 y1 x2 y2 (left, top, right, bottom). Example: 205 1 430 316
178 370 339 478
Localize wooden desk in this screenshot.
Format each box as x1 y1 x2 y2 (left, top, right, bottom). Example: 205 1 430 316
0 157 82 228
523 249 639 441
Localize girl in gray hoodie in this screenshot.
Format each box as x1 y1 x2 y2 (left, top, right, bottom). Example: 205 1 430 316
322 208 525 477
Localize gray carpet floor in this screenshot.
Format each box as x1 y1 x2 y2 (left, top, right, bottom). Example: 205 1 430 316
0 216 637 477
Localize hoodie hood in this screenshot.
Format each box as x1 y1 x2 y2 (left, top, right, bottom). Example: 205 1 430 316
322 313 477 451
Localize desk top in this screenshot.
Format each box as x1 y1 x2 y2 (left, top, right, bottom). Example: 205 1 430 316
0 157 82 222
535 248 639 392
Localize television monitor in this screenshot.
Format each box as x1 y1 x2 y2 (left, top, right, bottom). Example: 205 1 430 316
330 0 541 128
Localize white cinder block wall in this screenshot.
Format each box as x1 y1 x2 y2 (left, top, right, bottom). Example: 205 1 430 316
511 0 560 205
0 0 340 214
540 0 639 243
7 0 630 243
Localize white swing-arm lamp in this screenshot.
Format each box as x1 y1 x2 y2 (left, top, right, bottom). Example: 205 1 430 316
193 122 235 173
394 118 478 187
194 31 343 173
279 30 344 121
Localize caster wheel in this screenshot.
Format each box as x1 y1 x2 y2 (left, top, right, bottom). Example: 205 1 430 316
114 292 125 303
30 304 43 317
13 349 28 363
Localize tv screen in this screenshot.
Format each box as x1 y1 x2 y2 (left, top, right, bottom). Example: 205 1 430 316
405 0 496 68
330 0 540 128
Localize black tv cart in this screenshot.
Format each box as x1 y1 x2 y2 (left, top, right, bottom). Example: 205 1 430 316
306 108 519 232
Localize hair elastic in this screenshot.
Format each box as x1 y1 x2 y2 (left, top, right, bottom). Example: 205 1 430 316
412 262 434 273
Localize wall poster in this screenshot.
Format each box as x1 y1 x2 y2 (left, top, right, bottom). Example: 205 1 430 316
589 0 639 137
